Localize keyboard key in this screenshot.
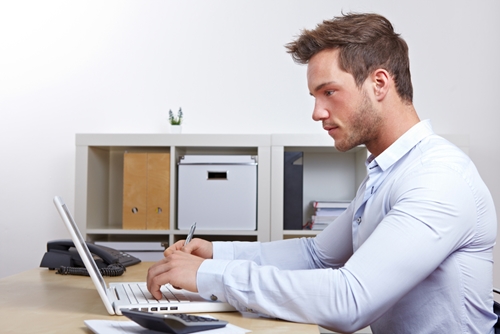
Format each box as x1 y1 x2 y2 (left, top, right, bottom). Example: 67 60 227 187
164 285 190 303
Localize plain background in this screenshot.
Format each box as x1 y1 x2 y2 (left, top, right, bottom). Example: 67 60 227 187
1 0 499 292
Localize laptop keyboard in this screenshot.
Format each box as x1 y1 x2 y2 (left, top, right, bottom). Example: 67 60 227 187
124 283 191 304
160 285 190 303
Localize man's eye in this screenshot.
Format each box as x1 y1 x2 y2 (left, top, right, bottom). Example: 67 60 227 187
325 90 335 96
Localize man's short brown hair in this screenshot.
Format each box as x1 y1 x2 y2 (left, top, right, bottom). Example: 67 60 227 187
286 13 413 103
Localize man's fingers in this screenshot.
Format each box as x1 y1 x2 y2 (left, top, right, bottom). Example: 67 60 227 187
147 251 202 297
147 252 185 293
147 259 172 299
148 269 177 299
150 284 162 300
163 240 185 257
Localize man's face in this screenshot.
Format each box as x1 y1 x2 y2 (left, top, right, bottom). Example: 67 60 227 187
307 49 382 152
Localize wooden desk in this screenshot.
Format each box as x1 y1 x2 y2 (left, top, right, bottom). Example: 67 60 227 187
0 262 319 333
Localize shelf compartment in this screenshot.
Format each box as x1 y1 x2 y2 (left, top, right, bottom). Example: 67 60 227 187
270 134 368 240
75 134 272 245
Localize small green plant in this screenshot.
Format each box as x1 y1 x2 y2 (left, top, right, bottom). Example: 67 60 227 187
169 108 183 125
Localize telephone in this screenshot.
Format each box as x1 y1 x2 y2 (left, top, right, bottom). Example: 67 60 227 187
40 239 141 272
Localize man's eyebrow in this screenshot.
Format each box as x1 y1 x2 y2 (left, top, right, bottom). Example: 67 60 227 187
311 81 337 94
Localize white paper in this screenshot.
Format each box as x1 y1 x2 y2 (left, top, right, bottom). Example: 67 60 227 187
84 319 251 334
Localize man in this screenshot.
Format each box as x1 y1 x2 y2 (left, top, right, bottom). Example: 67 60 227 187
148 13 497 333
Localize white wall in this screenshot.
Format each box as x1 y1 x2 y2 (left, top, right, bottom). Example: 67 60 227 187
1 0 499 285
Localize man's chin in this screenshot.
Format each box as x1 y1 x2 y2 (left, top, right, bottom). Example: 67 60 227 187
333 140 356 152
334 145 349 152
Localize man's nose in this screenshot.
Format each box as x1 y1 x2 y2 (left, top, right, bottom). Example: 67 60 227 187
312 101 329 121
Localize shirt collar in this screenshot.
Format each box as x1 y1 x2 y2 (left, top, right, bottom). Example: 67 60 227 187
368 119 434 171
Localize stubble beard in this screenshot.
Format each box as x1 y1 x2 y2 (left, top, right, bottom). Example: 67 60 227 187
334 90 382 152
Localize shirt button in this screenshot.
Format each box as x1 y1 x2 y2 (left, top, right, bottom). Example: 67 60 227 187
356 217 362 224
210 294 218 301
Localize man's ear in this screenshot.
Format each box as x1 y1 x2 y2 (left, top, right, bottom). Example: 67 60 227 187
371 69 390 101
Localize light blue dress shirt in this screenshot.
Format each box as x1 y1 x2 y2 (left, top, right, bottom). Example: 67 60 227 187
197 120 497 333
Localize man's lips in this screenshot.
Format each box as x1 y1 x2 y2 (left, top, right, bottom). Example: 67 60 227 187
324 124 339 136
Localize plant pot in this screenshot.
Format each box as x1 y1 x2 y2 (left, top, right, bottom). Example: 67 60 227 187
170 125 182 133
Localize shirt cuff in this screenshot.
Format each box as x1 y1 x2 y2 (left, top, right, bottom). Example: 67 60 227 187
212 242 235 260
197 259 231 302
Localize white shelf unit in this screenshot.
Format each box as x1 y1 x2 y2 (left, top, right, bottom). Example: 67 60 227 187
270 134 368 241
75 134 272 247
76 133 464 245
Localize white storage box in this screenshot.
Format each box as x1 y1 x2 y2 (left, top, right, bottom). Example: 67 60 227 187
177 155 257 230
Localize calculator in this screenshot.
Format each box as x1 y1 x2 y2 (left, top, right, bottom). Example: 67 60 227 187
121 309 228 334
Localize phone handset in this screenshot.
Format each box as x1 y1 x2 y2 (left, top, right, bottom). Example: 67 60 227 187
46 240 119 266
40 239 141 276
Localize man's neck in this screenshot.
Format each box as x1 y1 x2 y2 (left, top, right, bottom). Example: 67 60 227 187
366 103 420 157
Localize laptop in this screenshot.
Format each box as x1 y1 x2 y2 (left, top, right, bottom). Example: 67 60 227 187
53 196 236 315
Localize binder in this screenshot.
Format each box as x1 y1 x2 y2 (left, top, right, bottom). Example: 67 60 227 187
122 152 170 230
123 153 148 229
146 153 170 230
283 152 303 230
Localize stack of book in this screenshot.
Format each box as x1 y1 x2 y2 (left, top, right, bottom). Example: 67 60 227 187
309 201 350 230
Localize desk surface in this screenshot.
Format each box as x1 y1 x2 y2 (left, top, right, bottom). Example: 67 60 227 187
0 262 319 333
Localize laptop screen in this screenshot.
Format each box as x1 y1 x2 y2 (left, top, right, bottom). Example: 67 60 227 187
60 201 108 292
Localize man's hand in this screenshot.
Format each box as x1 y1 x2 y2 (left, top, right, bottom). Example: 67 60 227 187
147 250 205 299
164 238 214 259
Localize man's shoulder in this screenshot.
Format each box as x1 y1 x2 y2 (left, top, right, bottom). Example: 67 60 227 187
417 134 471 170
390 134 475 188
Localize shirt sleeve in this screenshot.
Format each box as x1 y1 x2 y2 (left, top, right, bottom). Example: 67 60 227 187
197 166 479 333
211 201 355 269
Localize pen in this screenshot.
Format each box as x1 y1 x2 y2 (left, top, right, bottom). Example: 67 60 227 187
184 222 196 246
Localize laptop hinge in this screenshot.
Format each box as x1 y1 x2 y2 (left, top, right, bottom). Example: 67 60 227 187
107 286 120 302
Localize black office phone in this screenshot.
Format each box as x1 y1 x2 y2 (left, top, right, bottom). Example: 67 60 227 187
40 239 141 270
